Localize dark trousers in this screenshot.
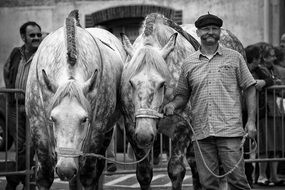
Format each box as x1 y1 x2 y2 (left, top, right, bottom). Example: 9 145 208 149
5 105 35 190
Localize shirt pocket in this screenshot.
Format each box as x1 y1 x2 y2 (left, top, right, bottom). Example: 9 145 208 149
218 64 236 86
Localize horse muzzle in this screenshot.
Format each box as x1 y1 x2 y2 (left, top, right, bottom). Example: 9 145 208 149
135 118 157 149
55 157 78 181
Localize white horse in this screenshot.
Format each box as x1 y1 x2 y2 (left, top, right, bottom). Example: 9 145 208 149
25 10 126 190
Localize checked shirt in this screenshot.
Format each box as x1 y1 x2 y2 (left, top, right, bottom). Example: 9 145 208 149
175 45 256 140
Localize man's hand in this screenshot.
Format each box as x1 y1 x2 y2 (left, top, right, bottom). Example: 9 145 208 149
163 102 175 116
245 120 256 139
255 79 265 91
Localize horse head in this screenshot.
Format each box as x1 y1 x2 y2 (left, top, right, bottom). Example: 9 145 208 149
43 73 97 181
121 14 181 149
39 12 100 181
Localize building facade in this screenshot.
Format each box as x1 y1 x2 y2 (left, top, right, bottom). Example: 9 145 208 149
0 0 284 87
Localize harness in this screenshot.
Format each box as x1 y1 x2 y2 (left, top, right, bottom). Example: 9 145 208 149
134 84 166 119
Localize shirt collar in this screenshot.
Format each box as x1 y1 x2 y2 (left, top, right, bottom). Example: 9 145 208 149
196 44 223 59
19 45 35 63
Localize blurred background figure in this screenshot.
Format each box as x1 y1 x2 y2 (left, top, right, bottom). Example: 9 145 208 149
249 42 285 187
3 21 42 190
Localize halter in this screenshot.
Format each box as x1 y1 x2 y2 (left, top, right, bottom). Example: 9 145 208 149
135 108 164 119
134 84 166 119
55 120 91 158
55 147 83 158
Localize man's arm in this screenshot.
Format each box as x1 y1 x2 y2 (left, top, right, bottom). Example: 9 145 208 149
3 47 21 88
244 84 257 138
163 94 189 115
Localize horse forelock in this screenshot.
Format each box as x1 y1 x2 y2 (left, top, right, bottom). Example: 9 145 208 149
47 81 91 119
124 47 171 84
66 17 77 66
141 14 194 66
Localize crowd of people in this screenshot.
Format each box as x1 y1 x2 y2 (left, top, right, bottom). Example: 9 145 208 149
1 13 285 190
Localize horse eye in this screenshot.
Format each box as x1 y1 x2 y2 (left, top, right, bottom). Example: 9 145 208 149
158 81 166 89
81 117 88 123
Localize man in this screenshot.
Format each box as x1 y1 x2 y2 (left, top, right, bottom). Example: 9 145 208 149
3 21 42 190
163 13 256 190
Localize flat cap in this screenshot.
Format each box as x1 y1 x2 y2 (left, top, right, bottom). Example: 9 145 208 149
195 13 223 29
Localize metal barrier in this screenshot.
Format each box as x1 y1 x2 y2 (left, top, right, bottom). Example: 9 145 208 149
247 85 285 163
0 88 33 190
1 86 285 188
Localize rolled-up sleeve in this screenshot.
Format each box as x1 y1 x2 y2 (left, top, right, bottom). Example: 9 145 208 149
237 54 256 90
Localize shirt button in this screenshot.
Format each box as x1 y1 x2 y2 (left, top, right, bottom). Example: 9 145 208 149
209 82 211 84
209 93 211 95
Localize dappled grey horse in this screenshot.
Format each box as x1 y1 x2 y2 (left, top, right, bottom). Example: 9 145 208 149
25 10 126 190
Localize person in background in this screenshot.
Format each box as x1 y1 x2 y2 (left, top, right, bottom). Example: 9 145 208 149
3 21 42 190
243 44 263 187
273 46 285 82
163 13 256 189
250 42 285 187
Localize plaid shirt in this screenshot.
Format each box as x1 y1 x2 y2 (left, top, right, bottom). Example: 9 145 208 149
175 45 256 140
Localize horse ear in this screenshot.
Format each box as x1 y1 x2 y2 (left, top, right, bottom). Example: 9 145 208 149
160 33 178 59
42 69 58 93
83 69 98 94
120 33 134 57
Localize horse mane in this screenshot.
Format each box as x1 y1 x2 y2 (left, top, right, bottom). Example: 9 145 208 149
144 13 157 37
47 80 91 118
124 13 195 84
66 17 77 67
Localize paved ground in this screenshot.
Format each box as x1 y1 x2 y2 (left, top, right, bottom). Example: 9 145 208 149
1 152 285 189
1 174 285 190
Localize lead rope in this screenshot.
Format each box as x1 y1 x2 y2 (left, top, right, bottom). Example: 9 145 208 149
173 112 257 178
83 148 151 165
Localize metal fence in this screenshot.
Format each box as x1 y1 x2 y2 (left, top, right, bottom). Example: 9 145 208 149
0 88 33 190
1 86 285 189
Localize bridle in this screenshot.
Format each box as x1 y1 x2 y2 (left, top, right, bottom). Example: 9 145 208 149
134 84 166 120
135 108 164 119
